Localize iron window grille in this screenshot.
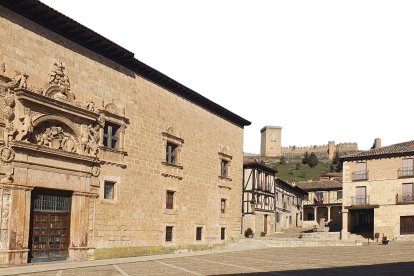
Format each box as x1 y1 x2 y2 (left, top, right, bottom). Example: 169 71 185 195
165 226 173 242
166 191 175 209
196 227 203 241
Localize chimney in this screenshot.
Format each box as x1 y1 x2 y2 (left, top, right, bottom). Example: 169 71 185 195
374 138 381 149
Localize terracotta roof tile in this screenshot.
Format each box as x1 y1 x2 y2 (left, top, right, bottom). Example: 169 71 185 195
341 140 414 161
295 180 342 191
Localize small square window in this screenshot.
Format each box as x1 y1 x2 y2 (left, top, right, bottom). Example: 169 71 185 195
104 181 115 200
166 142 178 165
220 227 226 240
166 226 173 242
196 227 203 241
221 198 226 214
166 190 175 209
221 159 229 177
103 123 120 149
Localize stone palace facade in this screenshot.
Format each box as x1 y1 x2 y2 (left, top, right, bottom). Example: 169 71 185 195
0 0 250 265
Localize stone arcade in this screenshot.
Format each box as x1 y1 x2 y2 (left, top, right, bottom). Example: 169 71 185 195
0 1 250 265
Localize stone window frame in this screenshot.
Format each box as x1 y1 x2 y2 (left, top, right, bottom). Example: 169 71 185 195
218 152 232 181
220 198 226 214
99 111 127 154
100 175 121 205
166 190 175 209
220 227 226 241
165 225 174 242
162 131 184 169
103 121 120 150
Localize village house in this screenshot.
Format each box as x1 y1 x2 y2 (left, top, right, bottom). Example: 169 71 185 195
242 161 276 236
274 178 307 231
341 139 414 241
242 161 307 235
0 0 250 265
296 172 343 231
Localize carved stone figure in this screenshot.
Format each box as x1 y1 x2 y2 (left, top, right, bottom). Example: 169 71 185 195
88 124 101 156
47 60 70 89
3 91 16 147
16 109 33 142
6 71 28 90
0 62 5 74
78 126 90 155
86 100 95 112
0 166 13 184
35 126 77 153
45 60 74 102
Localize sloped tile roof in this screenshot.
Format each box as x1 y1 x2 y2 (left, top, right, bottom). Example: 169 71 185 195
341 140 414 161
295 180 342 191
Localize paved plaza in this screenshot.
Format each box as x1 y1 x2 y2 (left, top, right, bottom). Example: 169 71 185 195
1 242 414 276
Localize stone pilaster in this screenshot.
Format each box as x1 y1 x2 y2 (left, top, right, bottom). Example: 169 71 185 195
0 184 32 265
68 191 94 261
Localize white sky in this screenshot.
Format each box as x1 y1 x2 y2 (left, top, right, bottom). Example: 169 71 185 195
40 0 414 153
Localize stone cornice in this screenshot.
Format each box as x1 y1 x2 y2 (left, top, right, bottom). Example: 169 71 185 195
14 88 98 121
11 140 99 165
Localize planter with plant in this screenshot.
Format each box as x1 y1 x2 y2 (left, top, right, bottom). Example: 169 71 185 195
244 228 254 238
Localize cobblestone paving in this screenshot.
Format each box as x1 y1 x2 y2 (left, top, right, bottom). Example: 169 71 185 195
15 242 414 276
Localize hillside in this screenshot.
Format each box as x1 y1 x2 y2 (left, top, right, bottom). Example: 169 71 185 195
274 162 331 182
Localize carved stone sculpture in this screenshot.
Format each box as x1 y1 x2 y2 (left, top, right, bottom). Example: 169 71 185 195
87 124 101 156
5 71 28 90
0 166 14 184
3 91 16 147
44 60 74 102
0 147 15 163
35 126 77 153
47 60 70 89
86 101 95 112
0 62 5 74
16 109 33 142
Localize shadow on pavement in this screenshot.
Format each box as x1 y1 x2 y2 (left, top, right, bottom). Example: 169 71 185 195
211 261 414 276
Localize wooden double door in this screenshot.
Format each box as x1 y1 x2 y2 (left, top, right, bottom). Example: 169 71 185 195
29 190 71 263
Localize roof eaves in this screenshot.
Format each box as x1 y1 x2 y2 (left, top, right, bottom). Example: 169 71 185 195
1 0 251 128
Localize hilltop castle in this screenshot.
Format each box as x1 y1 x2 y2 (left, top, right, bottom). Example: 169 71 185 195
260 126 358 160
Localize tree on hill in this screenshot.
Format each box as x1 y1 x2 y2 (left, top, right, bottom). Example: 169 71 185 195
308 152 319 168
330 151 343 172
279 155 287 165
302 151 309 165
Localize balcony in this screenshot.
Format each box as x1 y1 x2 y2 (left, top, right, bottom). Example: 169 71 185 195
398 168 414 178
352 170 369 181
396 193 414 204
351 195 370 205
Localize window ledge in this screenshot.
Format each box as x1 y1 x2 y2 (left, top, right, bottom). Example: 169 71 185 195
219 176 232 181
100 146 127 155
100 199 118 205
163 209 178 215
162 162 183 170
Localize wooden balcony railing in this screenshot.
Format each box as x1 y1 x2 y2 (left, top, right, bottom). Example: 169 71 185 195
397 168 414 178
352 171 369 181
396 193 414 204
351 195 370 205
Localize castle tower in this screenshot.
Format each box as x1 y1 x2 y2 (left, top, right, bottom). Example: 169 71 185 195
260 126 282 157
328 141 336 160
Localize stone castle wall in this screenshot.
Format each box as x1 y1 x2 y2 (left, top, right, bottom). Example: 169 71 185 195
281 142 358 160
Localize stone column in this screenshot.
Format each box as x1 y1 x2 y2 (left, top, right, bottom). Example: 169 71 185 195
341 209 349 240
0 184 32 265
69 192 93 261
313 206 318 222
